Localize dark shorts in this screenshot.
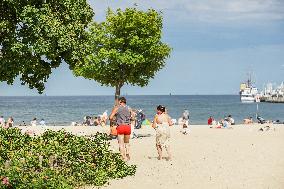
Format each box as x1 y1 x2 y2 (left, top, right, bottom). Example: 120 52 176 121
117 125 131 135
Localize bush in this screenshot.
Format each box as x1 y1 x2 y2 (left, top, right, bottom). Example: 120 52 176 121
0 127 136 188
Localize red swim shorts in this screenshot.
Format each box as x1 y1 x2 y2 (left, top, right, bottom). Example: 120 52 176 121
116 125 131 135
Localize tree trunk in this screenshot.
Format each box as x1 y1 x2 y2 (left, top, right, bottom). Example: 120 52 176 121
114 84 122 105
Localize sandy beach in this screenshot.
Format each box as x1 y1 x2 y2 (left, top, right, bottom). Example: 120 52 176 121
16 124 284 189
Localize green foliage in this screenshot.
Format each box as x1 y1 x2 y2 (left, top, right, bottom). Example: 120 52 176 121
0 127 136 188
73 8 171 96
0 0 94 93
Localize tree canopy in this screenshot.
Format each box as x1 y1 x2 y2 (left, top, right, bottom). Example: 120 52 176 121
73 8 171 101
0 0 93 92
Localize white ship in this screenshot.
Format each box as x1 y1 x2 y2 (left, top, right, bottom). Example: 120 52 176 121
239 74 259 103
261 82 284 97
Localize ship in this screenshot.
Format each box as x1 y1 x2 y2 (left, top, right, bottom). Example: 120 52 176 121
259 82 284 103
239 73 259 103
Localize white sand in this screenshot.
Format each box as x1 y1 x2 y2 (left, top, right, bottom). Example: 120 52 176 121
16 124 284 189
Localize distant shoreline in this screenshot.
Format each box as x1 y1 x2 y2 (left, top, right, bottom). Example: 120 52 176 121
0 94 239 97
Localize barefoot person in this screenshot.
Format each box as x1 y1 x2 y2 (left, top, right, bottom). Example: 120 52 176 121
109 97 132 161
152 105 173 160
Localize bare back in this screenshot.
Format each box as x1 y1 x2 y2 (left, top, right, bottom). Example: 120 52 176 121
156 113 172 125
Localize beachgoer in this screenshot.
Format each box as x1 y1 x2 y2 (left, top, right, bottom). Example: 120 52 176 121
222 119 229 128
19 121 27 126
109 97 132 161
89 116 95 126
83 116 91 126
243 117 253 124
82 116 89 126
135 109 145 129
129 108 137 139
0 116 5 127
181 123 189 135
6 117 14 128
208 116 213 125
273 120 284 124
248 117 253 123
181 109 190 134
228 115 235 125
101 110 108 127
152 105 173 160
257 116 266 124
93 116 100 126
171 119 177 125
182 109 189 119
31 118 37 126
39 119 46 126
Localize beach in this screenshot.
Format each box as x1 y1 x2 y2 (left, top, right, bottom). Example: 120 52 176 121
15 124 284 189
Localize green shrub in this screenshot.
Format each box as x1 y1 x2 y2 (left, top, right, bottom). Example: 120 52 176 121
0 127 136 188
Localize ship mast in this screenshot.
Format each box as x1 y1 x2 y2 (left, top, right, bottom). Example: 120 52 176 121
247 72 252 88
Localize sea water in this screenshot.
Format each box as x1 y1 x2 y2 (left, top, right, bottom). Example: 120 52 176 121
0 95 283 125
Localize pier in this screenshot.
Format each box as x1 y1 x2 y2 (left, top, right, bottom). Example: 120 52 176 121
260 96 284 103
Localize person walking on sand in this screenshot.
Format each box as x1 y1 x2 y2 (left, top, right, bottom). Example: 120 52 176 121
109 97 132 161
152 105 173 160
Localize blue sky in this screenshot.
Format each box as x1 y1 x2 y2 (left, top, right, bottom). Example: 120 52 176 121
1 0 284 96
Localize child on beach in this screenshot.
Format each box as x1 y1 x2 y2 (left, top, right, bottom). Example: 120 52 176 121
181 124 189 135
181 109 190 135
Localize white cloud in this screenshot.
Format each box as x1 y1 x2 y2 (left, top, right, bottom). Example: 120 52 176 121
89 0 284 23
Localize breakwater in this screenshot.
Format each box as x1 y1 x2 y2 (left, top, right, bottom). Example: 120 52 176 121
261 96 284 103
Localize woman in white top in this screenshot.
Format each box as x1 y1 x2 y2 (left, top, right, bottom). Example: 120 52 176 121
152 105 173 160
31 118 37 127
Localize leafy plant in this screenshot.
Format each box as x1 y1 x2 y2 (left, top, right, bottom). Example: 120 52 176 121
0 0 94 92
73 7 171 102
0 127 136 188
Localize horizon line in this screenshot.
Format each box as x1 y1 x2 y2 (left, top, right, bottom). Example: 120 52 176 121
0 94 239 97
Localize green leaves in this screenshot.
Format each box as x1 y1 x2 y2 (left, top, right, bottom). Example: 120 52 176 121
0 128 136 188
1 3 171 98
73 7 171 92
0 0 94 93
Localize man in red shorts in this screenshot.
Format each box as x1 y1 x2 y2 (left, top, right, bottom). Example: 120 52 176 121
109 97 132 161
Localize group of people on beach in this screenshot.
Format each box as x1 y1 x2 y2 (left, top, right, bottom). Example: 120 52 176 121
1 117 46 127
207 115 235 128
0 116 14 128
80 112 108 127
19 118 46 127
109 97 174 161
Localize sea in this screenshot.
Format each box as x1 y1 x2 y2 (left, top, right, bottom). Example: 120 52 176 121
0 95 283 125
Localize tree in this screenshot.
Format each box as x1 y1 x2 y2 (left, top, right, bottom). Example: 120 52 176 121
0 0 94 93
73 8 171 102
